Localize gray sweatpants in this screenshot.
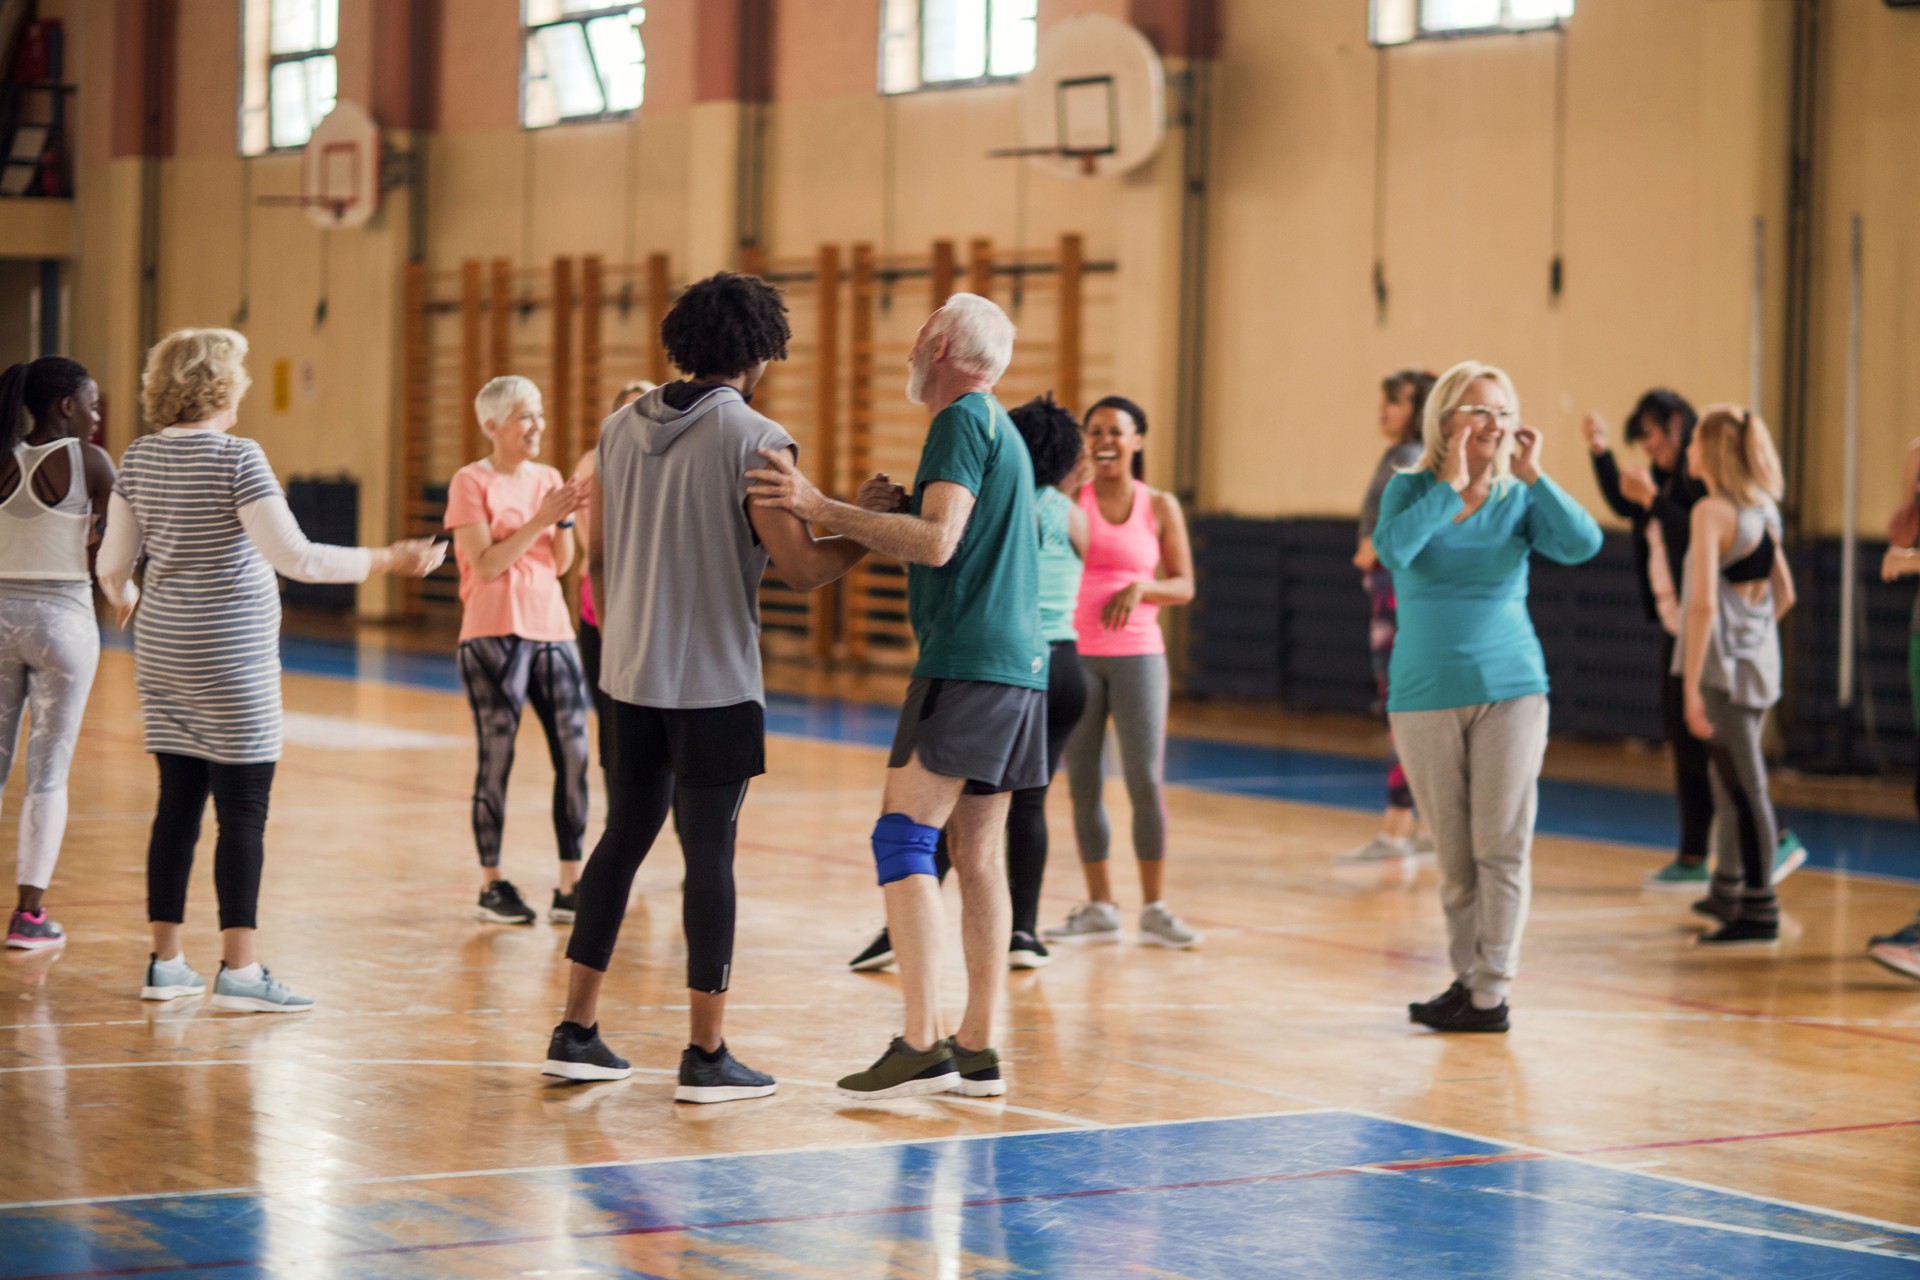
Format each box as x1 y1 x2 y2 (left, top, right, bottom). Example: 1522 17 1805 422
1389 693 1549 1006
0 594 100 890
1063 652 1168 862
1701 686 1779 925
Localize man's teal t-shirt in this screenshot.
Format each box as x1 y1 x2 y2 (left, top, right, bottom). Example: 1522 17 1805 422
907 392 1049 690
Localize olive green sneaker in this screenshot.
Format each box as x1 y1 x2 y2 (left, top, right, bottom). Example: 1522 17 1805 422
835 1036 957 1101
945 1041 1005 1098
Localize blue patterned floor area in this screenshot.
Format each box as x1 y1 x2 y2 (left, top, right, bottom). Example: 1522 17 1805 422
4 1111 1916 1278
249 634 1920 884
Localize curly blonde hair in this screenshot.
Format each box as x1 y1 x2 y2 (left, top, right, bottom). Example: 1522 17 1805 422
141 328 252 427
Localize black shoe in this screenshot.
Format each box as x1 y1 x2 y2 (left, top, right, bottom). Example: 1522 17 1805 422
849 927 894 972
1008 931 1050 970
541 1021 633 1081
1695 918 1779 948
477 880 536 924
947 1040 1006 1097
675 1043 778 1104
1408 981 1470 1025
549 888 577 924
1691 894 1739 925
1415 996 1511 1033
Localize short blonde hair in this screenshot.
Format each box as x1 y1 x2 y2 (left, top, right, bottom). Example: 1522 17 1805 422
474 375 541 428
141 328 252 427
611 379 655 411
1693 404 1784 507
929 294 1015 384
1418 360 1520 484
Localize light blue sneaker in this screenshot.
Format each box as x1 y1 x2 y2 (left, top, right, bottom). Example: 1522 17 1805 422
210 964 315 1014
1773 829 1807 885
141 953 206 1001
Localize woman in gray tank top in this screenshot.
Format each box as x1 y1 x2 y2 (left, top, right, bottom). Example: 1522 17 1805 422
1674 407 1797 948
0 357 114 951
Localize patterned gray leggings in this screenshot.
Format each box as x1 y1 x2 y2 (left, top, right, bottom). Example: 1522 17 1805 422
457 635 591 868
0 594 100 889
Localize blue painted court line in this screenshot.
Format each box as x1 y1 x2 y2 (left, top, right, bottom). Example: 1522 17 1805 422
3 1111 1914 1279
98 629 1920 882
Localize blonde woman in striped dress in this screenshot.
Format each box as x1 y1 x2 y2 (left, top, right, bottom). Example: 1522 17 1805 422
98 329 442 1012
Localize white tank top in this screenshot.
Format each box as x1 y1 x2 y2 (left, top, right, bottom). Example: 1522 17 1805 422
0 439 92 582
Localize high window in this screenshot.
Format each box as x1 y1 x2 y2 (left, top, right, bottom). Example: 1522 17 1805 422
522 1 647 129
239 0 338 155
879 0 1039 95
1371 0 1573 45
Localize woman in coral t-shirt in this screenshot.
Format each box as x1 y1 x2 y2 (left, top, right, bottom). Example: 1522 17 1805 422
446 375 590 927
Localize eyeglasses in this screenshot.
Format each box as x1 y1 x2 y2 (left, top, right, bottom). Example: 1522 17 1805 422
1451 405 1516 425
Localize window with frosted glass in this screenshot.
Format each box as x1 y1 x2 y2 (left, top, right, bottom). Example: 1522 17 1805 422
879 0 1038 95
239 0 339 155
1371 0 1572 45
522 1 647 129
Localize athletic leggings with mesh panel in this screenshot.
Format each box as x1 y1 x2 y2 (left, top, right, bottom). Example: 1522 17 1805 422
457 636 590 869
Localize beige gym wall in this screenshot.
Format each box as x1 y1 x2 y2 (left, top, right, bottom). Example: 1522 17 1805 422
33 0 1920 602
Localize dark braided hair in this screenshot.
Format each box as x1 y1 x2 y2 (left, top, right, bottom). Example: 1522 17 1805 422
660 272 791 379
1009 393 1084 489
1085 394 1149 480
0 356 91 455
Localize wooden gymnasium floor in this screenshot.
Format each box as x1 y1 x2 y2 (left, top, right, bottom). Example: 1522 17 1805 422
2 627 1918 1278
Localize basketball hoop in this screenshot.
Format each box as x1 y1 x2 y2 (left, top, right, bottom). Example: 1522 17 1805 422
992 16 1166 180
256 101 381 230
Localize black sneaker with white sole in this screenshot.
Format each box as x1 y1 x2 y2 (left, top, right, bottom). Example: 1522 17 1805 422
477 880 537 924
549 888 577 923
1008 931 1050 970
1695 917 1779 948
675 1043 778 1104
541 1021 633 1081
849 927 894 972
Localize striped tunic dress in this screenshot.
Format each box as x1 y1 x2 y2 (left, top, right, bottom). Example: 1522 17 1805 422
114 432 289 764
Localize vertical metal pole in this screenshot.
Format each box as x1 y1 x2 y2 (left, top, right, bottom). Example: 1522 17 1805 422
1837 215 1862 710
1748 217 1765 416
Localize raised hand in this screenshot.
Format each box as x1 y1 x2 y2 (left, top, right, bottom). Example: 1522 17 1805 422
536 476 589 529
1441 421 1472 492
1511 424 1544 486
1582 411 1610 457
746 448 827 522
1618 463 1657 507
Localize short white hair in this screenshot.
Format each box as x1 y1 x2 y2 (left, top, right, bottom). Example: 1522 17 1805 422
474 375 541 427
1418 360 1519 483
928 293 1015 384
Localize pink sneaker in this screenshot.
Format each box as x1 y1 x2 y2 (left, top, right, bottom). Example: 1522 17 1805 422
6 909 65 950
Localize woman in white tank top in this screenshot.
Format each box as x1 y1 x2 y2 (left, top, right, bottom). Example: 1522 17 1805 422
0 356 116 951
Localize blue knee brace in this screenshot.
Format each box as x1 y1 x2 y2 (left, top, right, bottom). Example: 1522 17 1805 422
873 813 940 886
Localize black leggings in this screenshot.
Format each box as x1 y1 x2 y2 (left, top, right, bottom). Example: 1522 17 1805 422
457 636 591 868
565 698 761 993
934 640 1088 936
1659 635 1713 861
577 618 612 770
145 753 276 931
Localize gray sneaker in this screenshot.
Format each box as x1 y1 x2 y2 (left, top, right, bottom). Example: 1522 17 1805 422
1139 903 1201 949
1337 835 1413 864
210 964 315 1014
1042 901 1123 943
141 953 206 1001
1409 832 1437 858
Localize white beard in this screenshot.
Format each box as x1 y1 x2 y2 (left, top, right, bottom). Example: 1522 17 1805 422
905 354 931 407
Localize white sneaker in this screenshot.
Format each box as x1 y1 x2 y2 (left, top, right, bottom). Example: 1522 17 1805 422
1139 903 1201 949
1337 835 1413 864
1042 901 1124 943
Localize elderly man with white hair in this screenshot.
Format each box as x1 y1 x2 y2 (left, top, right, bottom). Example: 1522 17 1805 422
747 294 1046 1099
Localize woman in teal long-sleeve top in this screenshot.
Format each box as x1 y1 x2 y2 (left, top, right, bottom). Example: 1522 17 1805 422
1372 360 1602 1034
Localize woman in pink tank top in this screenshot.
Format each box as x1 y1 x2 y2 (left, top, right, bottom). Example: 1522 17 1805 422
1045 396 1201 951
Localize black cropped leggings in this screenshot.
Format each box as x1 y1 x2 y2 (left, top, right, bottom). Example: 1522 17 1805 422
565 699 761 994
145 753 276 931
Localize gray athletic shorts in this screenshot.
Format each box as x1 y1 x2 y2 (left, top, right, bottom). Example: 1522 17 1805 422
888 677 1049 795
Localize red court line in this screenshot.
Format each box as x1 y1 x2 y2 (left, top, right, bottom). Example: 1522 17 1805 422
1570 1116 1920 1156
0 1149 1547 1280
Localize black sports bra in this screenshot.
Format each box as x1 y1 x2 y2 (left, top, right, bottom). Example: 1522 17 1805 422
1721 529 1775 584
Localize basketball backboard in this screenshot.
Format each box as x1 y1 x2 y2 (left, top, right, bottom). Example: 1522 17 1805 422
999 15 1166 179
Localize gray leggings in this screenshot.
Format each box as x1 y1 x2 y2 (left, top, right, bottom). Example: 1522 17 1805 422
0 593 100 890
1702 686 1780 925
1063 652 1169 863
